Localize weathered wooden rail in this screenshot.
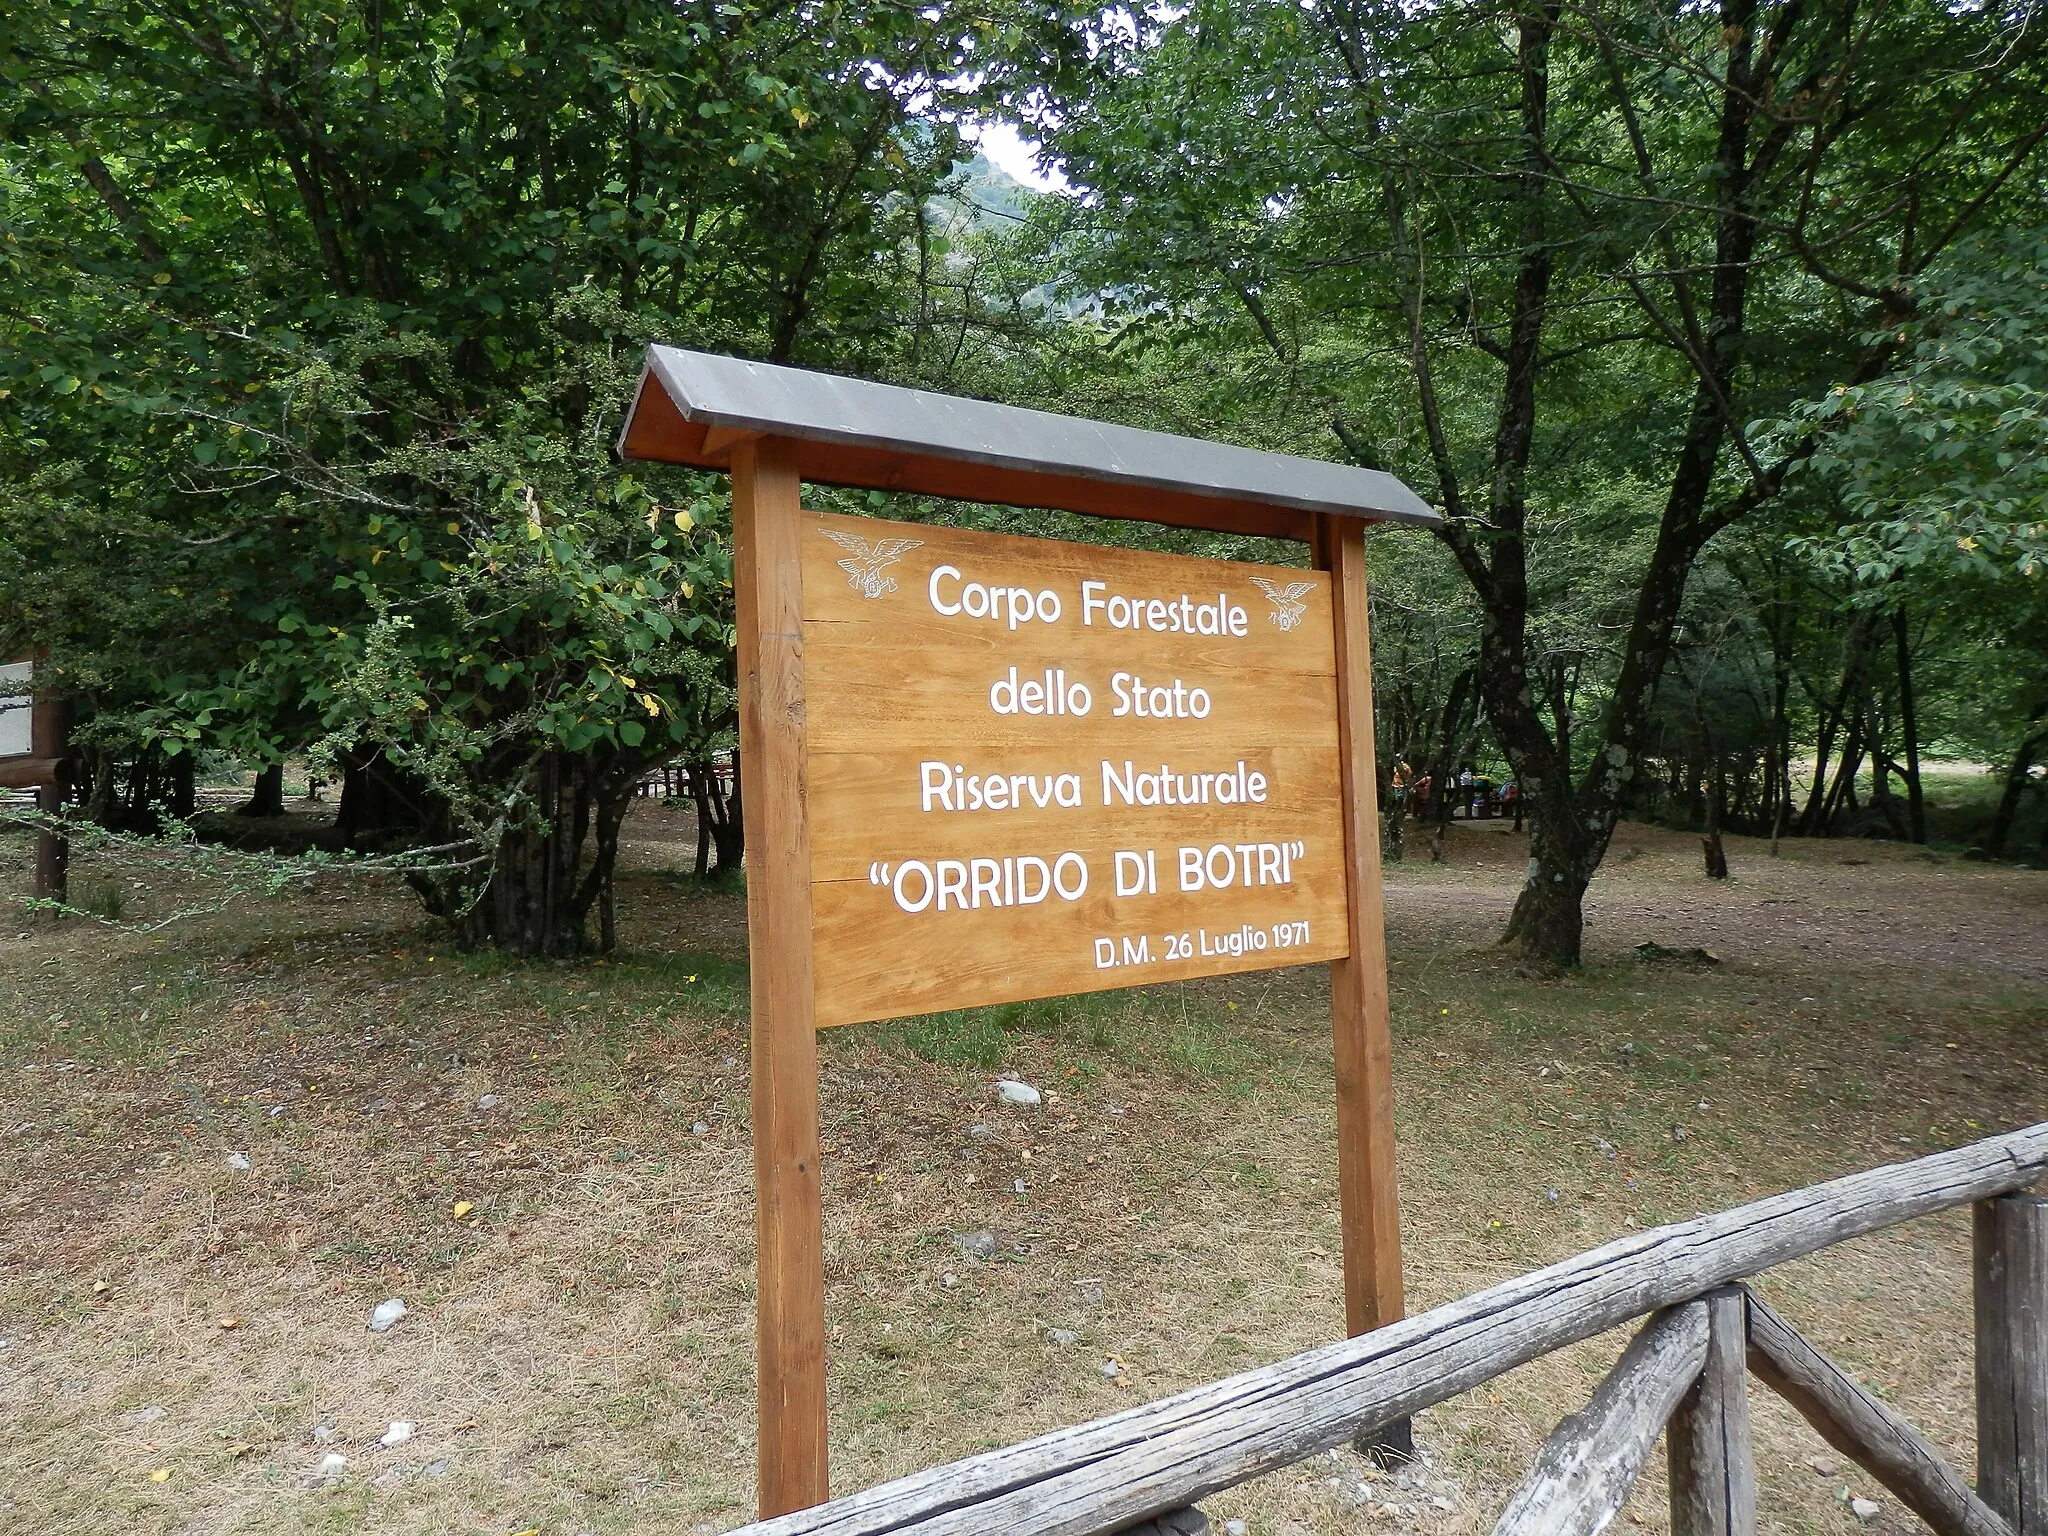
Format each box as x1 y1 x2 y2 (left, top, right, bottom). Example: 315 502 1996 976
727 1123 2048 1536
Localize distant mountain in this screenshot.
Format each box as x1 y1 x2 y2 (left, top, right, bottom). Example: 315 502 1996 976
939 153 1037 229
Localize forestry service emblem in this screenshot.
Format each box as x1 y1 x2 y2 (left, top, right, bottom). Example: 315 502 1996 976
820 529 925 599
1248 577 1314 633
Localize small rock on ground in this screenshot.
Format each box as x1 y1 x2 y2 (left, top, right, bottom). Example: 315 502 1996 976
1852 1499 1882 1523
996 1080 1041 1107
226 1151 252 1172
1224 1522 1248 1536
368 1298 409 1333
954 1229 997 1260
1045 1328 1078 1346
379 1421 414 1449
1809 1456 1837 1476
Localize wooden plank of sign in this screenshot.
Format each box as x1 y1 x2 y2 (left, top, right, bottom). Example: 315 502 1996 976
805 746 1342 874
1318 515 1406 1341
733 438 830 1517
797 510 1349 1029
804 651 1340 754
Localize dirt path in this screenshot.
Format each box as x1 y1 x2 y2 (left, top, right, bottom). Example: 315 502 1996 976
1386 819 2048 983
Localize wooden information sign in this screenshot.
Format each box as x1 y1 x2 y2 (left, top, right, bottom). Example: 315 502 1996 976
0 661 30 761
1 656 71 901
803 511 1348 1026
618 348 1438 1518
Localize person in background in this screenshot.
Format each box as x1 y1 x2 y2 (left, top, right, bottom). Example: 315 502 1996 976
1504 779 1522 832
1458 764 1476 819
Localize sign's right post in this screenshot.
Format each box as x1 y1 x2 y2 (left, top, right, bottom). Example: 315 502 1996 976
1315 515 1408 1447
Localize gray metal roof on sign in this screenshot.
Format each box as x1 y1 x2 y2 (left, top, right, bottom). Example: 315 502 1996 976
618 346 1439 530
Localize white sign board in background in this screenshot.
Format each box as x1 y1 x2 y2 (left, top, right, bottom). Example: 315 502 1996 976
0 661 32 758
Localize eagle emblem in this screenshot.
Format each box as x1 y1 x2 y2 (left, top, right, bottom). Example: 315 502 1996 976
820 529 924 599
1249 577 1314 632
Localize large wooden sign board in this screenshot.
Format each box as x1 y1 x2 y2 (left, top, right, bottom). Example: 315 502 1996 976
803 511 1348 1025
617 348 1438 1518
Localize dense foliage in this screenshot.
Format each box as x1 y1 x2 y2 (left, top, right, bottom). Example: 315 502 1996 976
4 0 2044 961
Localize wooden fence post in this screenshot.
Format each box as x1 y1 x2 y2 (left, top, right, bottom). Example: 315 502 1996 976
1316 515 1407 1460
733 435 830 1518
1669 1286 1755 1536
1976 1193 2047 1536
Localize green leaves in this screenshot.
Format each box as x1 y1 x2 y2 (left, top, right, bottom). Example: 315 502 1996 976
1777 232 2048 586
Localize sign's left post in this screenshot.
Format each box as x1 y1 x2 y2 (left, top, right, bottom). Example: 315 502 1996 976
731 436 830 1517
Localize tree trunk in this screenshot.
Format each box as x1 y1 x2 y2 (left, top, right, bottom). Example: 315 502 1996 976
433 750 637 956
337 747 433 846
1503 857 1590 964
1986 719 2046 859
1702 757 1729 878
165 751 195 819
687 753 745 875
1893 607 1925 843
238 763 287 818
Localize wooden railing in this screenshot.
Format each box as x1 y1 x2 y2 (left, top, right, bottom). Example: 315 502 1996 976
728 1123 2048 1536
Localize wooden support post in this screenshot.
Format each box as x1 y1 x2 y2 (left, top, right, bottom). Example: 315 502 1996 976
1669 1286 1755 1536
34 780 67 903
733 436 829 1518
31 688 68 904
1747 1289 2012 1536
1490 1302 1709 1536
1316 515 1406 1458
1977 1194 2048 1536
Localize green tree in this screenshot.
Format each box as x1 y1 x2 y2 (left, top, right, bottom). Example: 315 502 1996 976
1 0 997 950
992 0 2048 960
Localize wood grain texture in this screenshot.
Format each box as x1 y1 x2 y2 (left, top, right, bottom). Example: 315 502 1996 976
1746 1290 2012 1536
1977 1195 2048 1536
727 1125 2048 1536
1669 1288 1755 1536
1490 1303 1708 1536
798 511 1349 1028
1317 515 1405 1339
735 438 830 1518
34 780 67 902
0 756 65 790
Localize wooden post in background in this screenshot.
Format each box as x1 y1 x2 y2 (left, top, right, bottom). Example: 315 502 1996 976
1316 515 1407 1456
1976 1193 2047 1536
32 688 69 904
732 435 830 1518
1670 1285 1756 1536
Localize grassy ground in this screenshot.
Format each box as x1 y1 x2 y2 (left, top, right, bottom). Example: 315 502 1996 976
1 802 2043 1536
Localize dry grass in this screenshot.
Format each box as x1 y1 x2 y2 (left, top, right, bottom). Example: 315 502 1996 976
0 804 2043 1536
